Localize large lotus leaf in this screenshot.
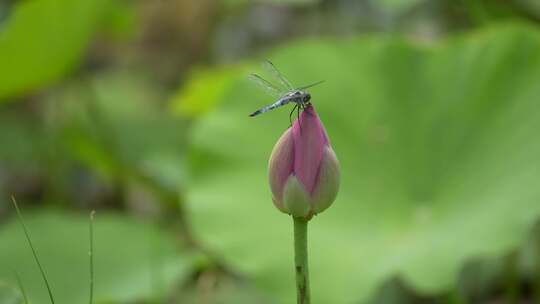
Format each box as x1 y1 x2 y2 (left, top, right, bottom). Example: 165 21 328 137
183 23 540 303
0 209 191 303
0 0 117 100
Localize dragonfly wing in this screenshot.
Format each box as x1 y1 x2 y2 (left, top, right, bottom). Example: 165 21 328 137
248 74 282 97
296 80 325 91
262 60 294 91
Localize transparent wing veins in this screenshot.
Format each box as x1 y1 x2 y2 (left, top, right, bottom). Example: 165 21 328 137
263 60 294 91
296 80 325 91
248 74 282 97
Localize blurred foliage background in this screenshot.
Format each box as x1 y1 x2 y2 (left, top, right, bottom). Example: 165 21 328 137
2 0 540 303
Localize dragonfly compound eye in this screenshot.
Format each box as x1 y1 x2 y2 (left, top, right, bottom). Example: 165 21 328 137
304 94 311 102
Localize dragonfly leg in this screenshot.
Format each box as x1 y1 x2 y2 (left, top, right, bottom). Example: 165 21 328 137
297 103 302 133
289 103 298 126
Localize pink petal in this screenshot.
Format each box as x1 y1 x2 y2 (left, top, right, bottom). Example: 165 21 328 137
282 175 311 217
311 146 340 214
292 105 329 194
268 127 295 211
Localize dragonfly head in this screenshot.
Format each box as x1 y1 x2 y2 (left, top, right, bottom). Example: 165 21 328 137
302 93 311 104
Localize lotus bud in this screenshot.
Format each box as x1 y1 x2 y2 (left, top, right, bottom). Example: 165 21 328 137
268 105 340 220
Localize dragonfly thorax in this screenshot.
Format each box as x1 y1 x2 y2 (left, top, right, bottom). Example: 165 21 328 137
287 91 311 105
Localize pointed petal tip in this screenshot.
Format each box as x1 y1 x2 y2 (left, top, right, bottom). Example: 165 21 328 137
292 104 330 194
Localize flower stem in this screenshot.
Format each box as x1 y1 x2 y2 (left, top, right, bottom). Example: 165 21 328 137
293 216 310 304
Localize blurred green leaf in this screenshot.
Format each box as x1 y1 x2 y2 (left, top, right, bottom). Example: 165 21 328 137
0 209 191 303
0 112 48 167
377 0 424 14
0 282 23 304
56 70 189 194
0 0 116 100
176 273 273 304
224 0 319 8
182 22 540 303
518 0 540 18
170 66 245 119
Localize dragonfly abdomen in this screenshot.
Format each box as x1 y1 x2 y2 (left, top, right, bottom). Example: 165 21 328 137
249 98 291 117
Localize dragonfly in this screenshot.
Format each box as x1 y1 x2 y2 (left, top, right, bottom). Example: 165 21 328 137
248 60 324 122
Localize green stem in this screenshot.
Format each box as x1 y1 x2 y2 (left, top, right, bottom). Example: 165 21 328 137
293 217 310 304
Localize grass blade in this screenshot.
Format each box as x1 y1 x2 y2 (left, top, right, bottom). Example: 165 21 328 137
89 210 95 304
14 272 29 304
11 196 55 304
